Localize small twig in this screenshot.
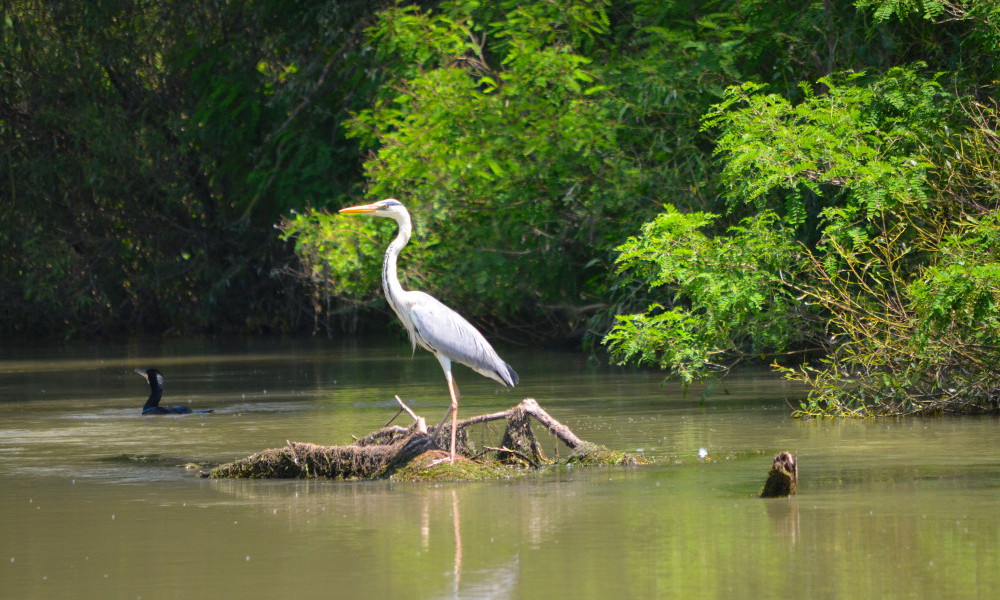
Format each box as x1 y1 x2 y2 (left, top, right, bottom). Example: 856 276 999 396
455 409 514 427
394 395 427 433
286 440 300 467
484 445 540 469
394 395 419 421
352 426 409 446
382 408 404 428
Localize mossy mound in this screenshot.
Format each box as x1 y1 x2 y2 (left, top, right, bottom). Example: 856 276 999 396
565 443 651 466
390 450 515 482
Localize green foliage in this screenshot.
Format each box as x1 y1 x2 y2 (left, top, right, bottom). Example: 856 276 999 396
278 211 384 302
855 0 948 22
856 0 1000 75
608 45 1000 415
784 209 1000 416
278 208 440 334
5 0 1000 426
294 0 895 338
604 207 813 383
0 0 378 335
319 0 632 336
912 217 1000 336
704 66 999 415
605 64 954 389
701 68 947 223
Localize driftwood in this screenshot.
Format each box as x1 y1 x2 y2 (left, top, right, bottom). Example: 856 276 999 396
760 451 798 497
208 398 647 480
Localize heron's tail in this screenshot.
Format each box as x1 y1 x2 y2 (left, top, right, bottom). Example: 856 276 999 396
501 362 519 387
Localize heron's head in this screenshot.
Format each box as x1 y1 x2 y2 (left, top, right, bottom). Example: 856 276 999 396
338 198 407 219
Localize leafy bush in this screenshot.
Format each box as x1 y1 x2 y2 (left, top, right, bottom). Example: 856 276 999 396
607 61 1000 414
604 207 815 384
284 0 642 340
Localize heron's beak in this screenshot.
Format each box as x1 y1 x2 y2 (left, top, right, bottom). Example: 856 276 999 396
134 369 149 381
339 203 380 215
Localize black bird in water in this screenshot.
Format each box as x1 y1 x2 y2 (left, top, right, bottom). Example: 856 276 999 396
135 368 214 415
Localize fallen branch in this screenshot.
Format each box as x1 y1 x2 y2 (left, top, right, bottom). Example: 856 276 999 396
207 398 648 480
518 398 587 449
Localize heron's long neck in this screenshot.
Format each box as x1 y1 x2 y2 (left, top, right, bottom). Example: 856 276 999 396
382 213 411 321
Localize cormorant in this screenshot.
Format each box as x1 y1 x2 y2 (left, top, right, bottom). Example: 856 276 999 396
135 368 214 415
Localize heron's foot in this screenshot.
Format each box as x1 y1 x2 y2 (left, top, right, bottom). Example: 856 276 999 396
426 455 452 467
425 449 460 467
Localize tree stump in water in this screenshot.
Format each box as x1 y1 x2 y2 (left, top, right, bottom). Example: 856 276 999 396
760 451 798 497
496 401 548 466
207 398 648 480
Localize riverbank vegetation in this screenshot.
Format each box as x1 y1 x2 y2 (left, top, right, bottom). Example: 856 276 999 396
4 1 998 414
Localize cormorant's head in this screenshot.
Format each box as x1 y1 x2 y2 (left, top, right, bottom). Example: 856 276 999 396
135 368 164 389
338 198 407 220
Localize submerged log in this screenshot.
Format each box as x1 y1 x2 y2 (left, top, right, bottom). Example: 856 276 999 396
207 398 649 480
760 451 798 498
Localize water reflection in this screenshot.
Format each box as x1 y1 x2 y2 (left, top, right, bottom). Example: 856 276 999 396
764 496 800 546
449 490 463 598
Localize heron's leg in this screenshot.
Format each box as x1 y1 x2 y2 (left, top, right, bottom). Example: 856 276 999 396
445 370 460 464
432 355 461 463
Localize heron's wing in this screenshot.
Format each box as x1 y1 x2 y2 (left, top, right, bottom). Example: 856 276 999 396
407 291 518 387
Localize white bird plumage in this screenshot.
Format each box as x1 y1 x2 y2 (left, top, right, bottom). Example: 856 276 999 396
339 198 518 463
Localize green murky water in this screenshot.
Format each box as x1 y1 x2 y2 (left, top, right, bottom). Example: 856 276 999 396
0 337 997 599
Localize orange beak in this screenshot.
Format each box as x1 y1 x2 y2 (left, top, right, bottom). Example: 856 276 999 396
338 203 380 215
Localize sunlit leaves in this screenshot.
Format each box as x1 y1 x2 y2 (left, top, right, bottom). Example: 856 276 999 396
609 59 1000 414
701 69 947 223
336 0 623 323
604 207 812 383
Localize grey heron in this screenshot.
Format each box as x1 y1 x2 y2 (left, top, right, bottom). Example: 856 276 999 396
339 199 518 463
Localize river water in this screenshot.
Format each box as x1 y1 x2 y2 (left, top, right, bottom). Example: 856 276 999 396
0 336 997 599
